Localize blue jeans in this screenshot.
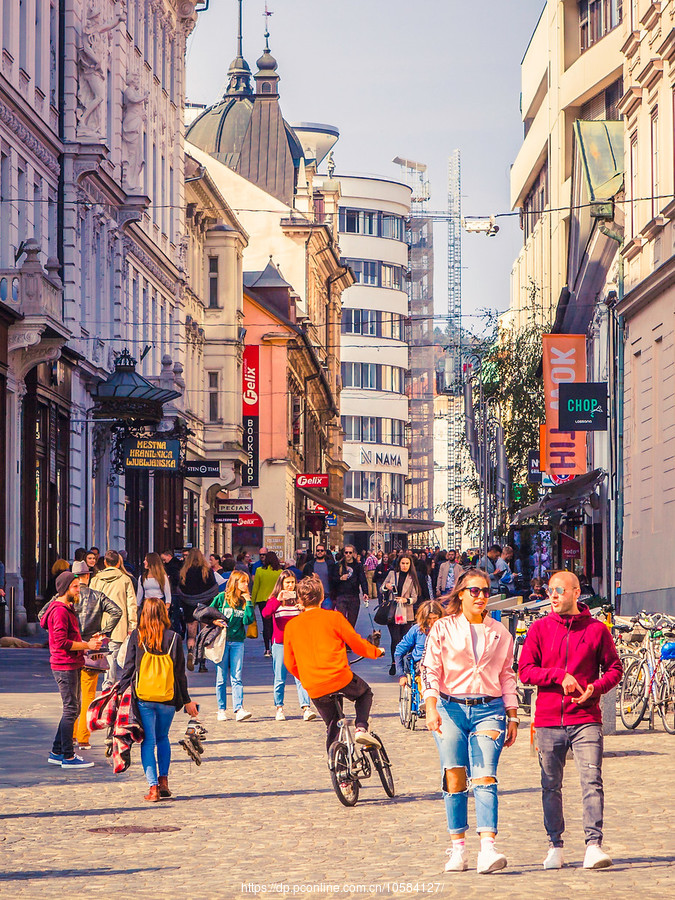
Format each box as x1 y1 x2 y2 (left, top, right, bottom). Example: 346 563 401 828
215 641 245 711
136 700 175 787
536 723 604 846
432 697 506 835
271 642 310 708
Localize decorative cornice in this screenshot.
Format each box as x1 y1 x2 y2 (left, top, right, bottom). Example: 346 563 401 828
122 233 180 294
0 98 60 175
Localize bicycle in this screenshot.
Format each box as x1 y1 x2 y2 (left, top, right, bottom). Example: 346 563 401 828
327 691 395 807
619 612 675 734
398 657 424 730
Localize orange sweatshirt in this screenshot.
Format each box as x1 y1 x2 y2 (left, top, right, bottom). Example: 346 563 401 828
283 607 380 698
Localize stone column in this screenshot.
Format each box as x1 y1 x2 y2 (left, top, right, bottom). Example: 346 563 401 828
3 373 27 634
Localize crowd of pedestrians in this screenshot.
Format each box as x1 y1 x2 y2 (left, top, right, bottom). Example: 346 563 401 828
34 539 623 875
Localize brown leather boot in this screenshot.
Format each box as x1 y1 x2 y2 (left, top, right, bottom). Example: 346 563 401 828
144 785 160 802
158 776 172 799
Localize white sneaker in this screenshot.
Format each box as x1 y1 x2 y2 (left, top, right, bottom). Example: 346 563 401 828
444 847 468 872
543 847 564 869
583 844 612 869
275 707 286 721
354 728 381 749
216 710 228 721
302 707 317 721
235 708 252 722
476 844 507 874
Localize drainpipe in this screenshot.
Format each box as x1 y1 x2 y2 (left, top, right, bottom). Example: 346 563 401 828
599 223 624 614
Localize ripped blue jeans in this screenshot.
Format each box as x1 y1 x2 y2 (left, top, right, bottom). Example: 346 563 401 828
432 697 506 835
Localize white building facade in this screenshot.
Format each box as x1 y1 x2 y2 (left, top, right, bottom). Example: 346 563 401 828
337 175 411 551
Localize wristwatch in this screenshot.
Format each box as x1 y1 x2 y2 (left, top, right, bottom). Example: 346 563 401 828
508 716 520 724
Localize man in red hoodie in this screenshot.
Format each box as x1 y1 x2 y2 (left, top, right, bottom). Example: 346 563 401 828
519 570 622 871
40 572 103 769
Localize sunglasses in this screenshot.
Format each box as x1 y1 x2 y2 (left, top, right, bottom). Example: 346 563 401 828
343 551 354 555
463 586 490 599
545 586 566 596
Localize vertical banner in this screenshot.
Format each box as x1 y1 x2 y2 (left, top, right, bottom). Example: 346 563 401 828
242 345 260 487
542 334 587 483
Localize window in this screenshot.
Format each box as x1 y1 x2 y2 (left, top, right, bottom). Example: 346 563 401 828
362 363 378 389
363 261 378 286
380 213 403 241
344 471 358 499
521 158 548 242
362 417 378 442
208 372 219 422
340 209 378 235
208 256 219 307
362 471 378 501
35 0 42 89
341 361 361 388
344 210 359 233
19 0 27 71
651 109 659 220
629 132 638 238
0 152 8 267
33 181 42 251
361 309 378 336
49 2 58 107
342 416 361 441
381 263 402 290
579 0 622 52
17 164 26 244
341 308 360 334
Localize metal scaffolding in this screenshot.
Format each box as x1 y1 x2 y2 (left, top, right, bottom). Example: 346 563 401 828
445 150 463 549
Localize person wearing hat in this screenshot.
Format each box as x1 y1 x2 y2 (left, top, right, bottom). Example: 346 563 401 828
39 572 104 769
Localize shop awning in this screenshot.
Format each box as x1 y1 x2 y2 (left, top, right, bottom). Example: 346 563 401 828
296 484 368 524
344 516 446 534
512 468 606 525
575 120 624 202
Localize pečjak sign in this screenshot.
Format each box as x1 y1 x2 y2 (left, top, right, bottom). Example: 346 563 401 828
123 438 181 470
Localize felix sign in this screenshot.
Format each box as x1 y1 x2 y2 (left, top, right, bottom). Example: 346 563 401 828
295 473 329 489
242 346 259 487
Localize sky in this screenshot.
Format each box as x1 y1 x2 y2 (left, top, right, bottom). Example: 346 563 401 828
186 0 545 332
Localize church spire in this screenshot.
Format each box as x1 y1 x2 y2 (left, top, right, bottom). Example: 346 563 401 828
225 0 252 97
255 2 279 97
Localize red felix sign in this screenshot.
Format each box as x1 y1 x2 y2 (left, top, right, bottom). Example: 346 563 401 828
295 473 329 489
242 345 259 416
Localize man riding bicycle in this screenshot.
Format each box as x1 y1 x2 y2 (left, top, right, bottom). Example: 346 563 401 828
284 574 385 751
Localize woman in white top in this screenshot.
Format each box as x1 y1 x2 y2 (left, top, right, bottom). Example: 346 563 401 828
422 568 518 876
137 552 172 609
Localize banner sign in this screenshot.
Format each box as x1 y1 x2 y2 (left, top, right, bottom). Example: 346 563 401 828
216 499 253 514
527 449 542 484
236 513 264 528
185 460 221 477
542 334 587 482
560 533 581 560
242 345 260 487
214 514 239 524
296 473 329 489
123 438 180 470
558 383 608 431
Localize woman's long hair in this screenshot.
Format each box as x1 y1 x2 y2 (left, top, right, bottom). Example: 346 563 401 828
224 570 251 609
415 599 446 633
143 552 167 592
269 569 297 601
138 597 171 652
264 551 281 571
395 552 421 596
443 567 491 617
180 548 211 585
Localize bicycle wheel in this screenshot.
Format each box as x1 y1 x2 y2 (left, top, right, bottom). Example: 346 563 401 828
368 733 395 797
656 664 675 735
328 741 359 807
398 682 412 729
619 659 649 729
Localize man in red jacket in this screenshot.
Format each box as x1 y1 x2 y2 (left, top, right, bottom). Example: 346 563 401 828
39 572 103 770
519 570 622 871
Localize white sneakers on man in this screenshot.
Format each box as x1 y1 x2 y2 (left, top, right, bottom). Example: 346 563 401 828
216 710 228 722
235 708 252 722
583 844 612 869
543 846 564 869
275 707 286 721
302 706 317 721
354 728 381 749
476 844 507 874
444 847 468 872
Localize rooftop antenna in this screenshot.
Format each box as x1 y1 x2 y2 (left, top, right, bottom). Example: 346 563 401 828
263 1 273 48
237 0 244 57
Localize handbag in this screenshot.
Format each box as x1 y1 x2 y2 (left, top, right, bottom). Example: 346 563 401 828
246 620 258 639
204 627 228 664
83 649 110 671
374 595 396 626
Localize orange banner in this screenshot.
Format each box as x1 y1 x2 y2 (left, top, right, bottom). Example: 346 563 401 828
542 334 587 482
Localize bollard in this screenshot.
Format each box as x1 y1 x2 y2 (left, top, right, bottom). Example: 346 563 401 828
601 687 617 735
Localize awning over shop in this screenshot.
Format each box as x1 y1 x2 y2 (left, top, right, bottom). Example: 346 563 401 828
512 468 606 525
346 516 445 534
575 120 624 203
296 483 368 524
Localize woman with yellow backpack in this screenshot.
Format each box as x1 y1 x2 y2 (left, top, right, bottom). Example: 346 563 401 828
119 597 198 801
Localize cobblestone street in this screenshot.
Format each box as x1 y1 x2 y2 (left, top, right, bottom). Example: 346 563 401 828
1 630 674 900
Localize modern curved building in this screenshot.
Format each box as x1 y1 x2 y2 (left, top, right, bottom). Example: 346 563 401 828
335 175 412 551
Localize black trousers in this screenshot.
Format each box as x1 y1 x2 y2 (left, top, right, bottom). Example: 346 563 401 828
335 595 360 628
312 674 374 751
256 602 273 652
387 622 412 661
51 668 81 759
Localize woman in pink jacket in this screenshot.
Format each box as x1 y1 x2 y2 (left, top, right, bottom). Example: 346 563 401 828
422 568 519 876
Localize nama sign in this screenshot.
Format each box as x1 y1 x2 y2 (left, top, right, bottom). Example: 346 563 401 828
295 473 329 489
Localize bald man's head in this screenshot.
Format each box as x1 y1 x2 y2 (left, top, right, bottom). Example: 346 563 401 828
547 569 581 616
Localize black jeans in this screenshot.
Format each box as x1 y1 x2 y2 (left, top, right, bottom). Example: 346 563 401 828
536 723 605 846
387 622 412 661
312 674 374 751
335 595 360 628
256 602 273 652
51 668 82 759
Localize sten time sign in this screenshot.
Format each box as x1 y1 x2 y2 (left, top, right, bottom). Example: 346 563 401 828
558 383 608 431
123 438 181 470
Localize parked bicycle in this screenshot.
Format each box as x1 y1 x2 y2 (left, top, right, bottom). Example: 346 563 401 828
619 612 675 734
398 657 424 730
328 690 395 807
